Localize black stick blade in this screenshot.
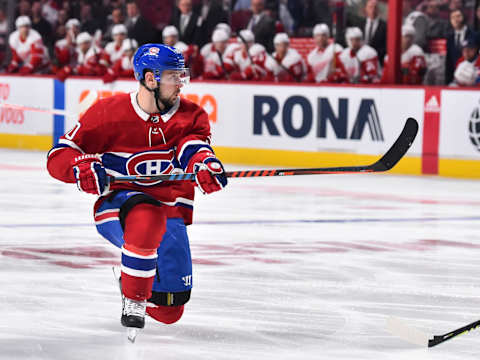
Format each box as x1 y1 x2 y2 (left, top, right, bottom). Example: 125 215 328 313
371 117 419 171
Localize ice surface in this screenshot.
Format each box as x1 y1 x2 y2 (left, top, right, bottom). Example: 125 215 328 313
1 149 480 360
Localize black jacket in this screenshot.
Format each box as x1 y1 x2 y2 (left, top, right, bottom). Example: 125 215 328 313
247 13 276 53
126 16 156 46
170 10 202 45
445 27 478 84
360 18 387 65
197 3 228 46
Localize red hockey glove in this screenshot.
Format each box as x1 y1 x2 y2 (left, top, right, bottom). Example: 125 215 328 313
6 63 18 73
71 154 109 196
187 151 227 194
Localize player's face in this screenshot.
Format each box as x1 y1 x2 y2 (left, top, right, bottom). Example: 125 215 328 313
275 42 288 57
314 34 328 48
463 46 478 61
214 40 227 54
79 41 91 53
164 35 177 47
350 37 362 51
401 35 413 51
19 26 29 38
114 33 126 44
159 70 189 106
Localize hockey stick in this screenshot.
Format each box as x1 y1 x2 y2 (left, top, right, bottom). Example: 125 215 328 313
387 316 480 347
110 117 418 184
0 90 98 117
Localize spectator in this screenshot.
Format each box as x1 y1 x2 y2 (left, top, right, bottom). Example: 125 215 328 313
234 0 251 11
335 27 380 83
225 29 268 80
57 9 68 29
7 16 50 74
201 28 231 79
54 18 80 69
125 0 156 45
105 7 125 42
163 25 203 78
170 0 202 45
80 3 102 35
404 0 429 50
17 0 31 17
307 24 343 83
246 0 276 52
41 0 59 27
103 38 138 83
101 24 128 67
300 0 331 33
360 0 386 65
381 24 427 84
264 32 307 82
31 1 53 48
0 9 8 66
475 4 480 32
445 9 477 84
426 0 448 39
197 0 229 46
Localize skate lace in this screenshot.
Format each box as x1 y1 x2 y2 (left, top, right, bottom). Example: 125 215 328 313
123 297 146 317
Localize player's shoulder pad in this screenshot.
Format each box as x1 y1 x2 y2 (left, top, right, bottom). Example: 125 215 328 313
283 48 302 66
179 97 209 122
357 45 378 61
105 41 116 52
8 30 20 46
334 43 344 52
28 29 42 43
200 43 213 58
174 41 188 53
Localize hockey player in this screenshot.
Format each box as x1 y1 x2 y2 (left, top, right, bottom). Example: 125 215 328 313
307 23 343 83
56 32 106 81
380 24 426 84
101 24 128 68
54 18 80 69
264 33 307 82
201 28 232 79
451 37 480 86
162 26 202 79
103 38 138 83
226 29 267 80
7 16 50 74
46 44 227 336
335 27 380 84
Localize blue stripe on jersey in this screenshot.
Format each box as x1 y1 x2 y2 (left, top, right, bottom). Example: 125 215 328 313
47 143 72 157
179 144 213 170
101 153 129 175
121 253 157 271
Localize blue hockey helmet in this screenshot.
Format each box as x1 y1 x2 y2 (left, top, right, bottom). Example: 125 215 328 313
133 43 190 85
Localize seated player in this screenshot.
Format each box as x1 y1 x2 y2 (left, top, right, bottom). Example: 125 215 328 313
54 18 80 69
162 25 202 79
101 24 128 68
7 16 50 74
225 29 268 80
451 38 480 86
307 23 343 83
200 29 231 80
381 24 426 85
335 27 380 84
56 32 106 81
103 38 138 83
264 33 307 82
47 44 227 336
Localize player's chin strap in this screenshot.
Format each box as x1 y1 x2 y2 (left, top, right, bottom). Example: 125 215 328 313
140 80 173 114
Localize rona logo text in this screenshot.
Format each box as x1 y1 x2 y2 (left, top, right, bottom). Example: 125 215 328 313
253 95 384 141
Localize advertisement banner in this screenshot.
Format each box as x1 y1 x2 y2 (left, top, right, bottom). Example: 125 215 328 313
440 90 480 160
0 76 53 135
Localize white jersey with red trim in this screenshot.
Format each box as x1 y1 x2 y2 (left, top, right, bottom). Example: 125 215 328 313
103 41 124 65
264 48 307 81
338 44 379 83
8 28 49 68
77 45 103 66
401 43 425 64
54 38 76 67
307 43 343 82
231 43 266 70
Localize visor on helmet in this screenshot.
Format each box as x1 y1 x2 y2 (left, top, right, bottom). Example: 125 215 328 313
158 68 190 86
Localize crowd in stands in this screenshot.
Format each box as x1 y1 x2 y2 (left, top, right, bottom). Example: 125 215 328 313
2 0 480 86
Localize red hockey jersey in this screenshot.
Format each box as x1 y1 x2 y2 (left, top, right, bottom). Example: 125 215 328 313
47 92 213 225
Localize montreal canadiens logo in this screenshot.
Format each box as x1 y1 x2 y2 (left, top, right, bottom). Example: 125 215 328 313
148 47 160 55
126 150 175 186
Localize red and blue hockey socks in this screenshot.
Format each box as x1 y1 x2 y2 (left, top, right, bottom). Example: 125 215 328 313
121 203 166 301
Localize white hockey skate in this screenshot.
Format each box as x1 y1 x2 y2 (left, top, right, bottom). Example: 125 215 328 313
121 295 146 343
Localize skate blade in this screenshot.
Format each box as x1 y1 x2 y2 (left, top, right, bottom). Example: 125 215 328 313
127 328 140 343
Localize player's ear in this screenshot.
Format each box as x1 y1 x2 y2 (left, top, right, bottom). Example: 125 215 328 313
144 71 156 86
